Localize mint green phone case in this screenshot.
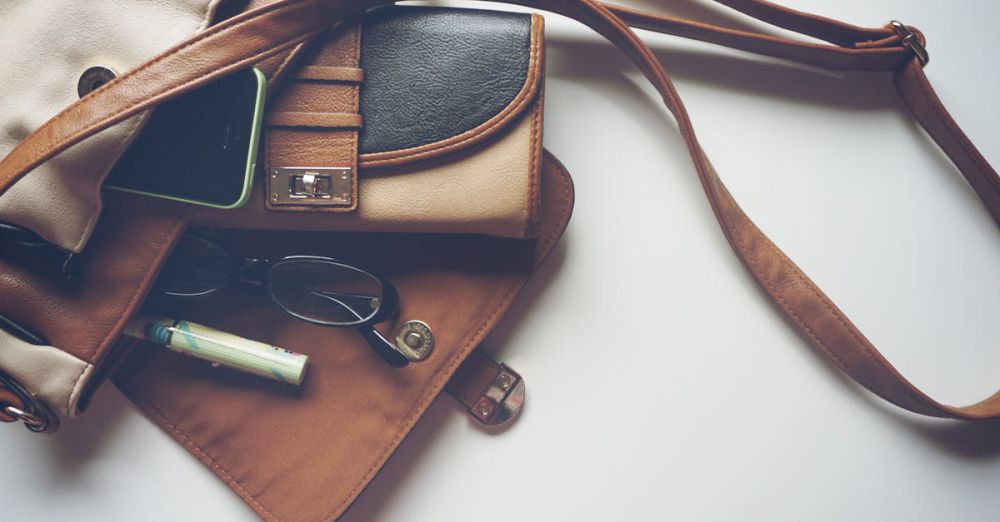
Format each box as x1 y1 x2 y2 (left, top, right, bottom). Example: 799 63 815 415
107 67 266 210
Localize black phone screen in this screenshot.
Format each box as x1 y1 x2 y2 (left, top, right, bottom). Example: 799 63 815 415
105 68 263 207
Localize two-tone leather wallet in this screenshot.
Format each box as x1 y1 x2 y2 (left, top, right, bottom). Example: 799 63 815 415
193 7 546 239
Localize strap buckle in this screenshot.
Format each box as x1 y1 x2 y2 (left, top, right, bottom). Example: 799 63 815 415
889 21 929 66
468 364 525 427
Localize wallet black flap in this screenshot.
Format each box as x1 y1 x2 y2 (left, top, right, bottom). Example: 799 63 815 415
359 6 540 156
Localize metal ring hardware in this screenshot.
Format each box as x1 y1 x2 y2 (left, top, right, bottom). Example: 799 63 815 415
77 66 118 98
889 21 929 66
0 371 55 433
469 364 525 427
3 405 45 428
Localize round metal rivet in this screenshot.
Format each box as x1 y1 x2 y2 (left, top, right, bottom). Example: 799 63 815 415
78 66 117 98
395 320 434 361
475 399 494 417
404 332 423 349
497 373 513 390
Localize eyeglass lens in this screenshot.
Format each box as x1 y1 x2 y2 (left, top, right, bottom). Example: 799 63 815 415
268 258 384 326
155 234 232 297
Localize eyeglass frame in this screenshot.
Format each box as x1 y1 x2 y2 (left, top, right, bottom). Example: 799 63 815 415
0 222 80 277
155 235 410 367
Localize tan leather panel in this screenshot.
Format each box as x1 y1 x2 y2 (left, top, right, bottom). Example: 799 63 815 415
0 0 221 253
191 99 543 238
0 192 188 366
115 150 574 522
0 331 94 418
606 4 907 70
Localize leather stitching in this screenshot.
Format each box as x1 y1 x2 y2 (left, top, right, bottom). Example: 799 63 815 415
12 39 315 191
907 61 1000 201
264 20 362 214
72 115 149 252
78 204 191 397
139 400 282 522
592 0 959 417
358 16 544 169
350 19 362 209
722 193 945 416
65 361 92 418
67 0 221 252
536 154 575 264
604 3 904 69
270 43 306 88
526 88 543 238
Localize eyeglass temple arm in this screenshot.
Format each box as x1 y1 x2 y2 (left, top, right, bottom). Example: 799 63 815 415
308 291 409 367
314 290 380 305
357 326 409 368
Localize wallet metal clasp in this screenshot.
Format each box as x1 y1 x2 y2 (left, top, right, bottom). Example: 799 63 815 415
268 166 354 208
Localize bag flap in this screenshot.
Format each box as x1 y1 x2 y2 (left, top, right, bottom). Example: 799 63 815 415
113 150 574 521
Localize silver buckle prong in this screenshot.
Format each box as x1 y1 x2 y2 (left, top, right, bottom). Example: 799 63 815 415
889 20 929 66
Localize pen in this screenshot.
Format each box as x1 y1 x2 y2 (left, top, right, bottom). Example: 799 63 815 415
124 316 309 385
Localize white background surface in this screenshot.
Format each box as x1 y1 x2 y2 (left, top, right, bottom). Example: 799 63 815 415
2 1 999 520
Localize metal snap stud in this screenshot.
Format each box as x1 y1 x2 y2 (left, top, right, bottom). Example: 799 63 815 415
394 320 434 361
78 66 118 98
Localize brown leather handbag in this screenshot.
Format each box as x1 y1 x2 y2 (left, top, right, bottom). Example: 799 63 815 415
1 1 997 520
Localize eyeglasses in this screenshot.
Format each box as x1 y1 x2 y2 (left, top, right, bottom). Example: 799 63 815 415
0 222 79 277
154 234 410 367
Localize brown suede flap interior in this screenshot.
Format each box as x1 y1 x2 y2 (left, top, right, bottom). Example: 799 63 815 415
113 151 573 521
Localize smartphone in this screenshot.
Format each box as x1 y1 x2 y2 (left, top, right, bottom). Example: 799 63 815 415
105 67 266 209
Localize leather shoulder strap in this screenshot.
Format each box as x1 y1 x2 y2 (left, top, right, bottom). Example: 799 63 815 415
2 0 997 419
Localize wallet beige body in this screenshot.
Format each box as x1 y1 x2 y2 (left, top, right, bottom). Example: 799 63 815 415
192 101 543 238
